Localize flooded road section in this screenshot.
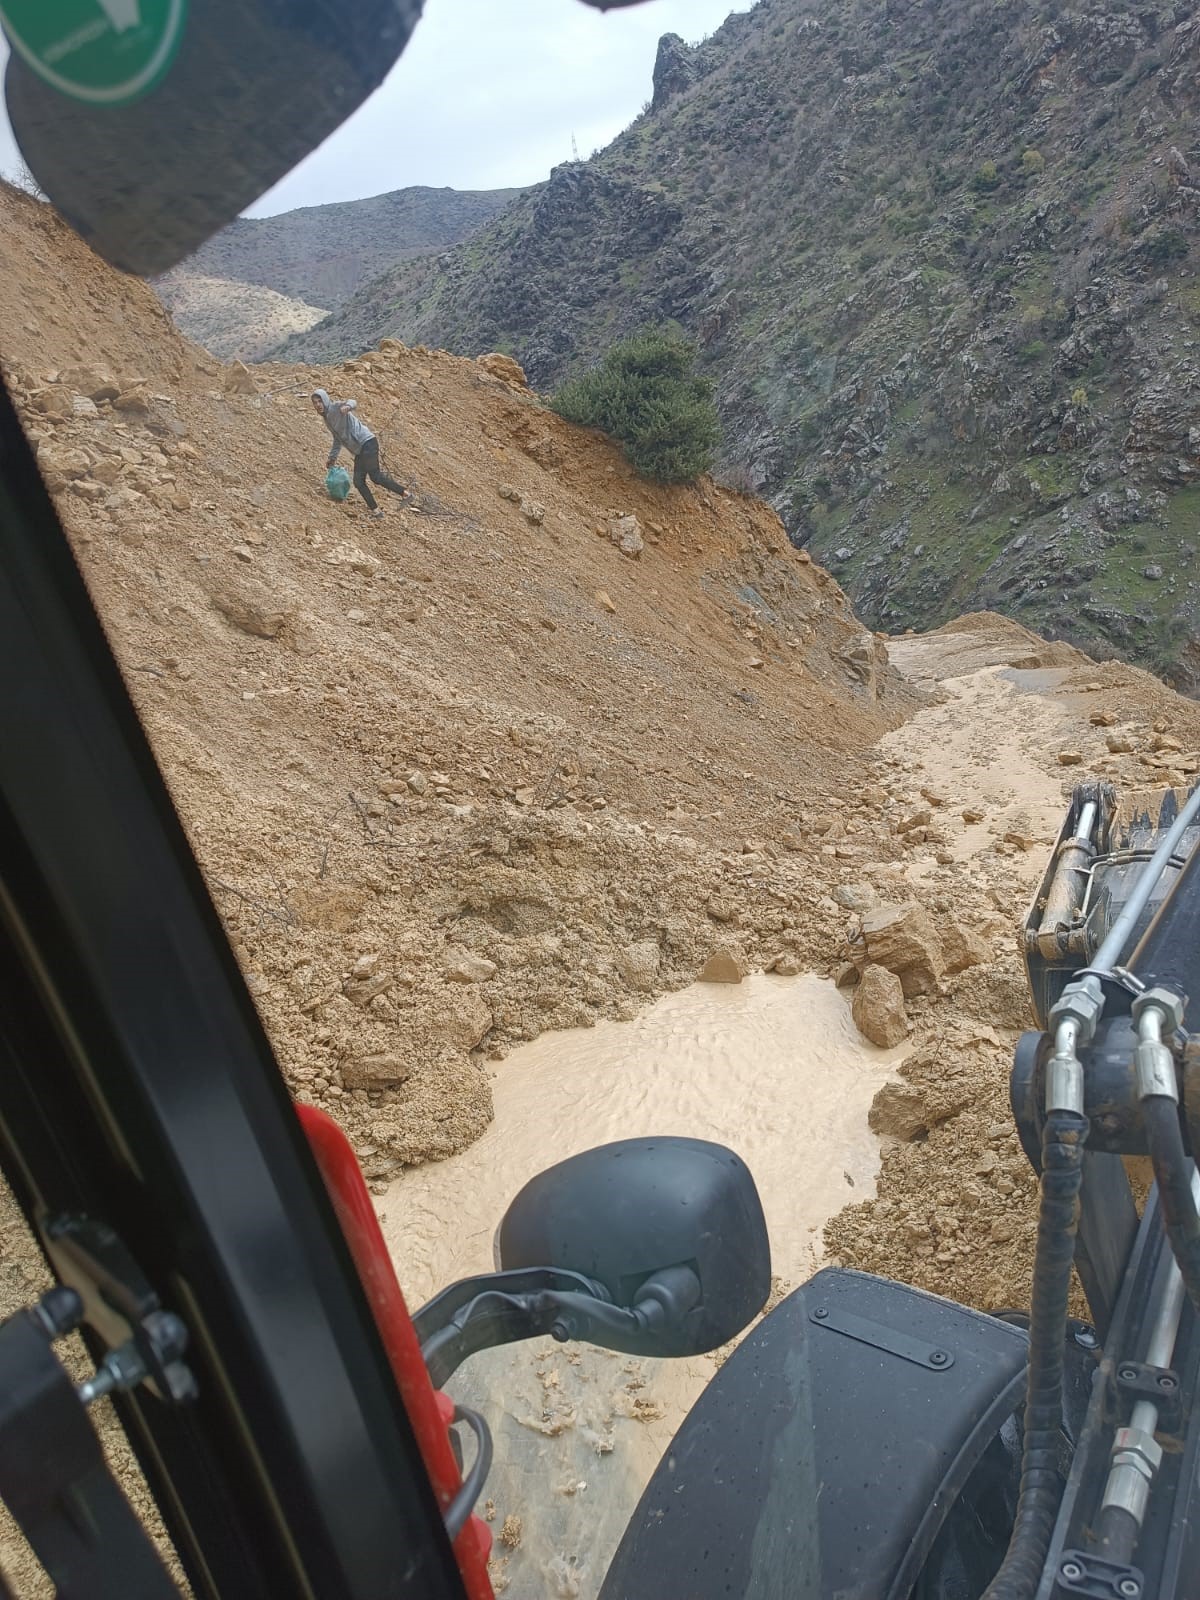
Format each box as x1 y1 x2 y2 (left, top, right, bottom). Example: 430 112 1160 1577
380 974 903 1598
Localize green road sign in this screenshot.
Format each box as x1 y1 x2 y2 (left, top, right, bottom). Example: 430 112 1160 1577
0 0 187 107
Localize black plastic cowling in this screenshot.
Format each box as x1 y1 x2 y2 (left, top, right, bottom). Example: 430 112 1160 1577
600 1268 1041 1600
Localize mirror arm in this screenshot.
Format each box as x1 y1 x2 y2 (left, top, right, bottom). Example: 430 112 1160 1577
549 1266 702 1351
417 1269 612 1388
421 1265 705 1387
422 1291 555 1388
413 1267 610 1348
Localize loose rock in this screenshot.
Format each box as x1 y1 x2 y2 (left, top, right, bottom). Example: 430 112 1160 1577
210 589 290 639
833 881 879 913
446 953 498 984
608 513 645 558
617 940 662 992
699 948 746 984
342 1053 413 1090
858 902 944 997
223 360 258 395
851 963 908 1048
940 918 990 975
430 992 493 1051
476 353 528 389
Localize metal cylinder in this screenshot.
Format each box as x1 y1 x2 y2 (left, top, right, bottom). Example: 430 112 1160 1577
1047 1019 1084 1115
1097 1175 1195 1539
1135 1005 1179 1101
1074 802 1099 848
1032 807 1098 964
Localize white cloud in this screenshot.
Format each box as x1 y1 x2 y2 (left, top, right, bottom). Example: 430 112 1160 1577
0 0 743 217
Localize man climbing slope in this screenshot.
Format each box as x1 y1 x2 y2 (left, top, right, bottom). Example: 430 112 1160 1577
311 388 410 517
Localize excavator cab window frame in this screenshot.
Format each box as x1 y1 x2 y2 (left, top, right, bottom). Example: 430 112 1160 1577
0 369 468 1598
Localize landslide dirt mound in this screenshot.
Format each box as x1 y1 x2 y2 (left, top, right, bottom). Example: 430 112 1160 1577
0 180 914 1181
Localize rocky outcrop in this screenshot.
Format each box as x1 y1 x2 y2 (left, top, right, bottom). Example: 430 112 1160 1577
651 34 704 113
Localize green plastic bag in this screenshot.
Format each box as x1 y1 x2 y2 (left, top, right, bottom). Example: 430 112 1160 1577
325 465 352 501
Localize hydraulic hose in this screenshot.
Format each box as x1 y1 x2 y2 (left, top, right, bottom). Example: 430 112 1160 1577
1093 1503 1141 1567
982 1109 1088 1600
1142 1095 1200 1314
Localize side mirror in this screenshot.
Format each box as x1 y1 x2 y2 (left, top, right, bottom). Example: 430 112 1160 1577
497 1137 771 1357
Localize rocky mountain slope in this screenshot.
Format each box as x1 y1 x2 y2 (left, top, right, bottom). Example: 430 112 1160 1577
157 183 524 360
279 0 1200 691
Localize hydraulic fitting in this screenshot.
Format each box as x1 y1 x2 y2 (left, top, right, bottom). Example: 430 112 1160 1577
1133 987 1186 1101
1136 1036 1179 1101
1102 1424 1164 1524
1131 985 1187 1038
1049 974 1105 1046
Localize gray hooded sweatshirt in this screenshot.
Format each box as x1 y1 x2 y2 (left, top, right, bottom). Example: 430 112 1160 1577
313 388 375 463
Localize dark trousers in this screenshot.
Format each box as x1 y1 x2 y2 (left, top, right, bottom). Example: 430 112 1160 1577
353 438 406 510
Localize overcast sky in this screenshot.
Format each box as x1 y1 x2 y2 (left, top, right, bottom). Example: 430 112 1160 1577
0 0 744 216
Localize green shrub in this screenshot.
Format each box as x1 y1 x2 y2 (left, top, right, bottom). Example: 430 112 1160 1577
1021 148 1046 174
1137 227 1189 271
550 330 720 484
972 159 1001 192
1070 386 1089 409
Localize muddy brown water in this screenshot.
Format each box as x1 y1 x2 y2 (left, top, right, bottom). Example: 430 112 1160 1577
379 973 904 1598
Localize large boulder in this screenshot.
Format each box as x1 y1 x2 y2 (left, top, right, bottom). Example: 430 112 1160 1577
858 902 944 997
476 352 528 389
